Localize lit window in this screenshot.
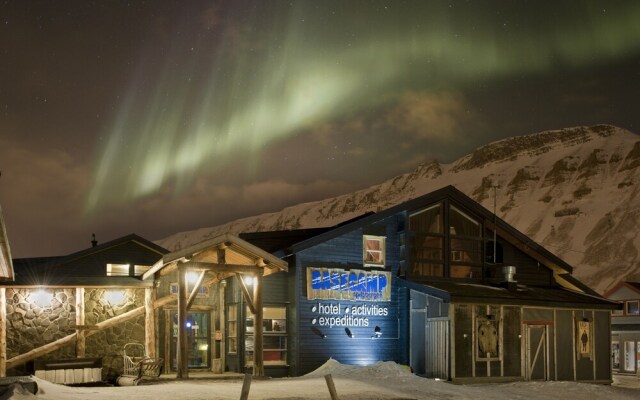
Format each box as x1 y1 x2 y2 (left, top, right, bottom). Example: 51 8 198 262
106 263 130 276
134 265 151 275
409 203 444 278
245 306 287 366
626 300 639 315
363 235 385 267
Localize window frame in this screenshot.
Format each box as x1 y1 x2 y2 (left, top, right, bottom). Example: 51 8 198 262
625 300 639 316
227 303 238 354
244 304 288 367
363 235 386 267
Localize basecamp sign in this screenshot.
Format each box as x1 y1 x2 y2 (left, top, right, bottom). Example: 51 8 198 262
306 267 391 301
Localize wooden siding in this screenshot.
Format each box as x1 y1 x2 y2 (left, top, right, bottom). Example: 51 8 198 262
453 304 473 378
62 241 163 276
502 306 521 377
594 310 611 381
501 242 552 286
294 218 403 375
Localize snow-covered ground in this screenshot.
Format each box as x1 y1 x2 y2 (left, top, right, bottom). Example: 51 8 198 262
4 360 640 400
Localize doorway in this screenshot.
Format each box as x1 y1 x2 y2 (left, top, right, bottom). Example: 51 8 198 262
169 311 211 370
525 325 548 380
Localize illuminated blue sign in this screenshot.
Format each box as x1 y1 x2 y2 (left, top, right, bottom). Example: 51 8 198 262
306 267 391 301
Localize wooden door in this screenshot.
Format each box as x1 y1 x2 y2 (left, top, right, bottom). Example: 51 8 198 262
525 325 548 380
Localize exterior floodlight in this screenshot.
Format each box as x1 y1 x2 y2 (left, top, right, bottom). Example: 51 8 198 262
104 289 127 306
345 328 354 338
374 326 382 338
31 289 53 307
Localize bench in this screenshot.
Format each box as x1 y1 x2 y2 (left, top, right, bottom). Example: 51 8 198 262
34 358 102 385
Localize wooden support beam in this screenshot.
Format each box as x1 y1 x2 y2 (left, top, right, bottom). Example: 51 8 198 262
0 288 6 377
177 266 189 379
219 280 226 374
186 270 206 310
253 270 264 377
145 287 156 359
75 288 85 358
183 262 262 275
235 273 256 315
7 295 176 369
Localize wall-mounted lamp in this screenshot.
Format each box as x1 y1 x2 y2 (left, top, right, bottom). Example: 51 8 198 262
186 271 200 286
463 333 468 339
31 289 53 307
243 276 257 286
373 326 382 338
345 328 354 338
311 326 326 339
104 289 127 306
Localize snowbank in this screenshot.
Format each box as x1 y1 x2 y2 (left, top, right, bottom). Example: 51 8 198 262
4 360 639 400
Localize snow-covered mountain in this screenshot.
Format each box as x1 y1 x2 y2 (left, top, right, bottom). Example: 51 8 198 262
157 124 640 295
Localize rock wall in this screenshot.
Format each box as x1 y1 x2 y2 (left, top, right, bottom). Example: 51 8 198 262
6 288 145 381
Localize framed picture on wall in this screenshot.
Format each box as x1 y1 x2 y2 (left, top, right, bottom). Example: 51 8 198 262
576 319 591 359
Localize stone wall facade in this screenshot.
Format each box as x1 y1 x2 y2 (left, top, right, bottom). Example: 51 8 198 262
6 287 146 381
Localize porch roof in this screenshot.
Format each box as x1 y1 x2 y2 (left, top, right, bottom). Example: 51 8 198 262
143 233 288 280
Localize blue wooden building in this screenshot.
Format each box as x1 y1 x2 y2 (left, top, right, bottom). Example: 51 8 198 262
231 185 618 382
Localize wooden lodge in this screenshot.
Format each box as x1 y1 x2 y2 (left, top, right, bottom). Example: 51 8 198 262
0 186 620 383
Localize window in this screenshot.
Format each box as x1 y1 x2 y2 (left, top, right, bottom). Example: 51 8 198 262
409 203 444 278
449 206 482 279
170 283 209 298
245 306 287 366
626 300 639 315
134 265 151 275
228 304 237 354
363 236 385 267
106 263 130 276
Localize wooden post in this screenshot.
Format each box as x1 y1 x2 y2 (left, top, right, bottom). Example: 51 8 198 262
324 374 340 400
75 288 85 358
0 288 6 377
145 287 156 359
219 280 226 374
177 265 189 378
253 270 264 377
240 373 252 400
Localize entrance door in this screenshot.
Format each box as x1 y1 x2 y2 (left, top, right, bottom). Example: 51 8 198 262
170 311 211 370
525 325 548 380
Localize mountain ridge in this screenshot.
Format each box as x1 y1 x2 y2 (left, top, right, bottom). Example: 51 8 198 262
157 124 640 294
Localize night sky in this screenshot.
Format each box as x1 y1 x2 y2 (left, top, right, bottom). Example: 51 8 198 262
1 0 639 257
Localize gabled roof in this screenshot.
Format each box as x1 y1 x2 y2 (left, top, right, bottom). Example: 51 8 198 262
0 203 14 280
52 233 168 267
240 228 332 255
603 281 640 298
288 185 574 275
6 234 168 287
143 233 287 280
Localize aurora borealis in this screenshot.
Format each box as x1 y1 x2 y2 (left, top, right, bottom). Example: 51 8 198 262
2 1 640 256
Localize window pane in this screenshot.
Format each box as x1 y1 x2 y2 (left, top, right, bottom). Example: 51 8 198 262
410 204 443 234
410 262 444 277
626 301 639 315
450 265 482 279
363 236 385 266
106 263 129 276
450 206 481 237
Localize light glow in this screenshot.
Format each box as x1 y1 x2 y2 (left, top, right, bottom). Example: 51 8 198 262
31 289 53 307
104 289 127 306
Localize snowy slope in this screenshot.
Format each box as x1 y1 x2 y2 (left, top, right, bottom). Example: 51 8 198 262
157 124 640 294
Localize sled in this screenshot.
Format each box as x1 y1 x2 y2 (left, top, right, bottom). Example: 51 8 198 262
116 343 163 386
